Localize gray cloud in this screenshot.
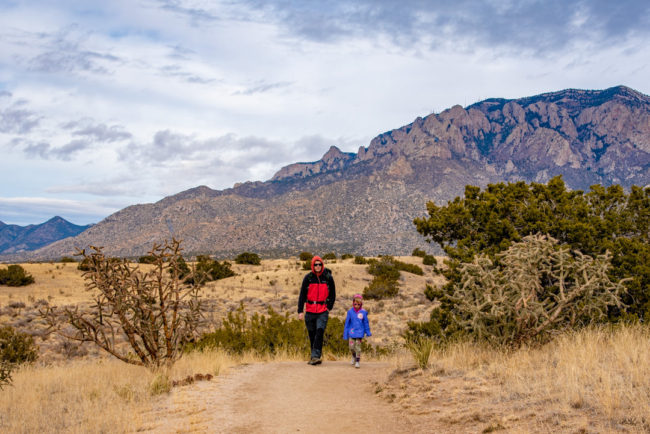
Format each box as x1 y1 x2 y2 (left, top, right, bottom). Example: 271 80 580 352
239 0 650 54
234 81 293 96
27 26 121 74
0 102 41 134
23 139 91 161
159 64 216 84
65 122 132 142
23 142 51 159
155 0 221 26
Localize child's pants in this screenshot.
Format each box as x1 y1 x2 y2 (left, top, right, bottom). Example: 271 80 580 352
349 338 362 361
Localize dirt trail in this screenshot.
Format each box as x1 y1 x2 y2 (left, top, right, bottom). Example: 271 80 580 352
142 361 417 433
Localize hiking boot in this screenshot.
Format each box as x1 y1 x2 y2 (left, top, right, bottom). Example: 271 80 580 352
355 361 360 369
313 358 322 365
309 357 320 365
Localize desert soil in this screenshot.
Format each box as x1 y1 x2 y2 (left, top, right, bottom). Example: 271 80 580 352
141 361 419 434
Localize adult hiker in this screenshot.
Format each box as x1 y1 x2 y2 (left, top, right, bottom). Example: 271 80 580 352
297 255 336 365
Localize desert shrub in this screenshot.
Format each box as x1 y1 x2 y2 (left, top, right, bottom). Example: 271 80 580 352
77 257 91 271
412 248 426 257
362 257 404 299
191 306 349 357
138 255 157 264
42 239 203 368
0 264 35 286
59 256 76 263
406 337 434 369
0 326 38 365
186 255 235 285
322 252 336 260
366 257 400 280
354 255 367 264
299 252 313 261
78 256 120 271
234 252 261 265
409 234 625 347
149 372 172 396
341 254 354 260
363 277 399 300
394 260 423 276
302 260 312 270
422 254 437 266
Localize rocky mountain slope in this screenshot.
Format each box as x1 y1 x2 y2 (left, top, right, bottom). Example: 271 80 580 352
13 85 650 260
0 216 92 254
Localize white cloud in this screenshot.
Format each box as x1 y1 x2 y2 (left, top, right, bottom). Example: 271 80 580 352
0 0 649 225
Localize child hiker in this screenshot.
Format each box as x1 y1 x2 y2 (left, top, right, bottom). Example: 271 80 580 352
343 294 371 368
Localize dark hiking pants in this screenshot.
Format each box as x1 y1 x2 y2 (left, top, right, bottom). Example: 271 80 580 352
305 310 329 359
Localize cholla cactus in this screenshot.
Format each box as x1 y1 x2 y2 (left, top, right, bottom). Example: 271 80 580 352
450 234 625 346
43 239 202 368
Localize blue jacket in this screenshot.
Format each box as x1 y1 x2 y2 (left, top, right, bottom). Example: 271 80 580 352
343 307 371 340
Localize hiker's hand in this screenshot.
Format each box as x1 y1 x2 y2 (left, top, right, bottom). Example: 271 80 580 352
298 313 303 320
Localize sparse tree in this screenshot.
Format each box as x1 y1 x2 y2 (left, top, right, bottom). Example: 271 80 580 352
42 239 202 368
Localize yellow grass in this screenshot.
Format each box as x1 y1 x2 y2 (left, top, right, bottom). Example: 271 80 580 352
406 324 650 429
0 349 239 433
0 262 90 305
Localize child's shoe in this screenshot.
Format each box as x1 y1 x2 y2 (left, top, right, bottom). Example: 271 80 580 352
355 361 360 369
351 357 356 365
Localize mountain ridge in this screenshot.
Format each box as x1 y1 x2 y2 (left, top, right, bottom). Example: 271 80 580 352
0 216 92 255
5 85 650 261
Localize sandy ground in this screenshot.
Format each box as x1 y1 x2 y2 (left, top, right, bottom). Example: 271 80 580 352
141 361 417 434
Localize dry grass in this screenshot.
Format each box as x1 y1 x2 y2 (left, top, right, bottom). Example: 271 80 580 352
378 324 650 432
0 262 90 305
0 348 243 433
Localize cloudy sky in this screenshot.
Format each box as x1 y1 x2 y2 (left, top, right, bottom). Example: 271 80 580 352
1 0 649 226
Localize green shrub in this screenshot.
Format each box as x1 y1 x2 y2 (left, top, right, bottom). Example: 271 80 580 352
367 257 401 280
299 252 313 261
394 260 423 276
302 260 312 270
354 255 367 264
0 326 38 365
363 277 399 300
191 306 349 357
59 256 76 263
0 265 35 286
422 255 437 266
188 255 235 285
412 248 426 257
322 252 337 260
234 252 261 265
138 255 157 264
341 254 354 260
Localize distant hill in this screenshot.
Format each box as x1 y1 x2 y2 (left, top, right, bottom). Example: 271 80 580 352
0 216 92 255
12 85 650 260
